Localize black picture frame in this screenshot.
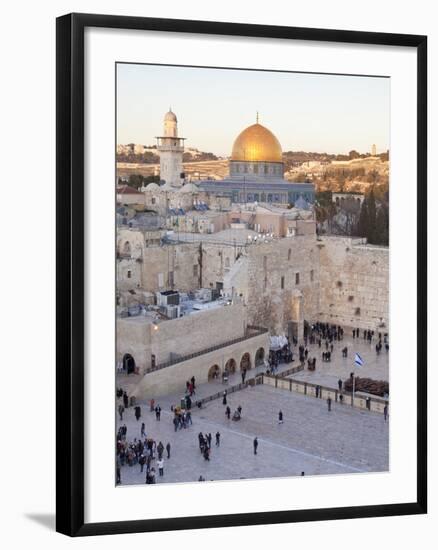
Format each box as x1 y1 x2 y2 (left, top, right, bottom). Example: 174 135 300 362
56 12 427 537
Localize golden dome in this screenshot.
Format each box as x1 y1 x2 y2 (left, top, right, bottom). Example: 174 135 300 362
231 123 282 163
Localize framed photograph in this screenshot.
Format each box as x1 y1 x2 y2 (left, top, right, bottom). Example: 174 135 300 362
56 13 427 536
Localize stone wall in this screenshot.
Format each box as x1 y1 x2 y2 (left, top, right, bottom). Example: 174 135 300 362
140 242 201 292
117 302 247 373
131 330 268 399
244 236 320 334
318 236 389 330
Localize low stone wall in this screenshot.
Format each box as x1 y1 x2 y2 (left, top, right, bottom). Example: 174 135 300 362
131 331 269 400
262 374 388 414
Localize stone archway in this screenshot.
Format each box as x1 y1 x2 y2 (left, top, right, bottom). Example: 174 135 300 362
225 358 237 374
208 364 221 381
123 353 136 375
240 352 251 371
255 347 265 366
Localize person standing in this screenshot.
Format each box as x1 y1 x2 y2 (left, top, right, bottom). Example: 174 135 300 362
327 396 332 412
278 410 283 424
155 405 161 421
141 422 146 438
206 433 212 449
123 391 129 409
186 411 192 425
157 458 164 477
118 403 124 421
215 431 221 446
157 441 164 460
166 442 171 459
222 390 227 406
253 437 258 455
338 379 343 391
225 406 231 420
134 405 141 421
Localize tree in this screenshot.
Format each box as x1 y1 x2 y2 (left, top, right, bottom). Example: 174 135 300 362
358 199 369 239
375 205 389 246
128 174 144 190
348 150 360 160
367 188 377 243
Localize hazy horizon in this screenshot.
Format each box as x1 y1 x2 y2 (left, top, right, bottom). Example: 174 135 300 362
117 63 390 157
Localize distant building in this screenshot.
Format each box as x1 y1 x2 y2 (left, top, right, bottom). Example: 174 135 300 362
371 144 377 156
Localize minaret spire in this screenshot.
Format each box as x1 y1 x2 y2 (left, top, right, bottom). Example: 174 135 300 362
256 111 259 124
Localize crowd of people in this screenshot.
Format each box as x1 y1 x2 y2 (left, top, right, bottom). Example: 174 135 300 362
116 418 172 485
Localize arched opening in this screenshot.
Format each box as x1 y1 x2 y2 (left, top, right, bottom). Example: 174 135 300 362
225 358 236 374
123 241 131 255
123 353 136 375
255 347 265 366
208 364 220 381
240 352 251 371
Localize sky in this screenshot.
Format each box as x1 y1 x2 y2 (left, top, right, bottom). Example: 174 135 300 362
117 63 390 157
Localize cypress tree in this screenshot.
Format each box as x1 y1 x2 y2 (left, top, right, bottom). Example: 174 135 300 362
375 204 389 246
367 189 377 243
358 198 369 238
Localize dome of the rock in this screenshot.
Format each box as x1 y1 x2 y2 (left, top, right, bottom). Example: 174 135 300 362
231 123 282 163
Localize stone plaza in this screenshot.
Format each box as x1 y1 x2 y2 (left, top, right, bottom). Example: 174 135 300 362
116 334 389 486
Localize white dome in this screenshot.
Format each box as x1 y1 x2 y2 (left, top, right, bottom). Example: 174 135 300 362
161 182 176 191
164 110 177 122
146 182 161 191
179 183 200 193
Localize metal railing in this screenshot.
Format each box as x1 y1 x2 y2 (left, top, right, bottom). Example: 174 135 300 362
196 381 249 407
145 325 268 374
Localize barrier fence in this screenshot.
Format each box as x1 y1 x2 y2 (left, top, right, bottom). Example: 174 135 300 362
195 381 250 407
261 373 388 415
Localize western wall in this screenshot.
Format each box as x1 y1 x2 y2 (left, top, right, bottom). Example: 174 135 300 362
318 236 389 331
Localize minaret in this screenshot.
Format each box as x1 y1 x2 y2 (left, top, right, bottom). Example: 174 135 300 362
371 143 377 156
156 109 186 187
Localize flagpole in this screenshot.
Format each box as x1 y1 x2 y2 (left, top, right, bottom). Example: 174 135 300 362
352 373 355 407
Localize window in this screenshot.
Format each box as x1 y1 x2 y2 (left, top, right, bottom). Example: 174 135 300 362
151 197 156 205
168 271 174 287
288 249 291 261
281 276 285 289
193 264 198 277
127 270 132 279
295 272 300 285
310 269 314 282
123 241 131 255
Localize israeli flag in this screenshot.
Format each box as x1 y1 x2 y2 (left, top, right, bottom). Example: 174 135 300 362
354 353 364 367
